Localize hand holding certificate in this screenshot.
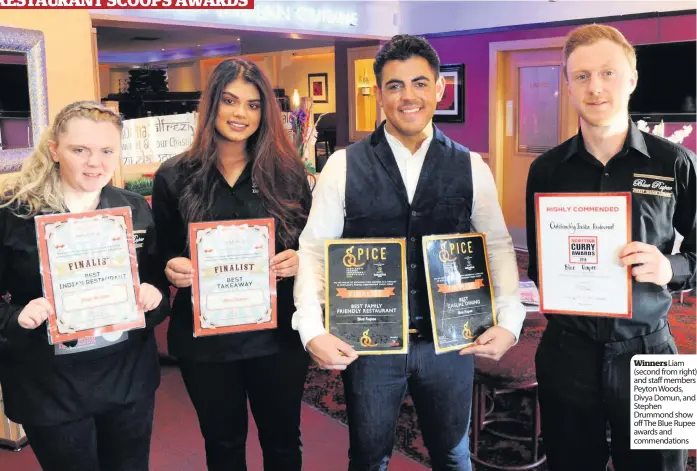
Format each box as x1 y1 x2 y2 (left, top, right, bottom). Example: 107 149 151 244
325 239 408 355
189 218 277 337
35 208 145 345
422 233 496 354
535 193 632 317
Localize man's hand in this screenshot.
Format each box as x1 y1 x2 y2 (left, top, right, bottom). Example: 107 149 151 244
619 242 673 286
459 326 516 361
165 257 194 288
306 333 359 370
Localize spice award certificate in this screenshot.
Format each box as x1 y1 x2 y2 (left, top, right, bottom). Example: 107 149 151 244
325 239 408 355
423 233 496 354
35 208 145 345
535 193 632 318
189 218 276 337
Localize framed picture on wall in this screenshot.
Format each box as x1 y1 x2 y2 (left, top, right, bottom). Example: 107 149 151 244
434 64 465 123
308 73 329 103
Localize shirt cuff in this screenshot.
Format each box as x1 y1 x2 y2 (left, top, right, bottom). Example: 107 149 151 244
292 309 328 349
1 307 29 343
495 303 526 342
667 253 690 288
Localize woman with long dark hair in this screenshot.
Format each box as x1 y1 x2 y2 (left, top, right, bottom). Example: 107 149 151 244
151 58 313 471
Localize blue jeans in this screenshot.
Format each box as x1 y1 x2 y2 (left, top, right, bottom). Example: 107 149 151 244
341 336 474 471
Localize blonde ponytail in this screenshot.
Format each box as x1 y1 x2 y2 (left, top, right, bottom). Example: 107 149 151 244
0 101 122 218
0 128 63 216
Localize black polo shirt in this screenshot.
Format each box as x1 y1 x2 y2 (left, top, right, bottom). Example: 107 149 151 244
151 156 307 362
526 120 696 342
0 186 169 426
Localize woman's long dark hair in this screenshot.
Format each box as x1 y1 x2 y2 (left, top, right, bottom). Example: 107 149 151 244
180 59 313 249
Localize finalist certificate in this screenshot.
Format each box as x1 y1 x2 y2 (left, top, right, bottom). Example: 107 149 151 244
536 193 632 317
35 208 145 345
423 233 496 354
325 239 408 354
189 218 276 337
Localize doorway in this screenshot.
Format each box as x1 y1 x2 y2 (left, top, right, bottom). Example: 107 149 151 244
489 37 578 249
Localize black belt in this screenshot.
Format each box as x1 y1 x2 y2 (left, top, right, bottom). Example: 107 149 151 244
604 323 673 354
545 321 672 354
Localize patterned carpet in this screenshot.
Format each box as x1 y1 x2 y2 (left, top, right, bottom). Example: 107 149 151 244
301 251 696 470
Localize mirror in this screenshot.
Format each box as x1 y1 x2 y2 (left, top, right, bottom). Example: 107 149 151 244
0 25 48 174
0 52 30 150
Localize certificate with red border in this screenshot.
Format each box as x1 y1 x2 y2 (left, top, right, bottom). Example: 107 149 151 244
535 192 632 318
189 218 277 337
35 208 145 345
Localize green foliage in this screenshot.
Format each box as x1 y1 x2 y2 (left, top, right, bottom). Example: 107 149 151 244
304 160 317 175
125 177 153 197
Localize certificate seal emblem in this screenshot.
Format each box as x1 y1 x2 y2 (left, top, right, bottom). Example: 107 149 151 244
568 236 598 264
360 329 379 348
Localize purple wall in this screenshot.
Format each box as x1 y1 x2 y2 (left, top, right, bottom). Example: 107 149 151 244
427 13 697 152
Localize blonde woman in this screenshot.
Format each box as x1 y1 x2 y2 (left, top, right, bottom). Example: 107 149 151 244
0 101 169 471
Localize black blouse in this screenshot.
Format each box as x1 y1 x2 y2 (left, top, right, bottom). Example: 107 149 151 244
0 186 170 426
151 156 309 362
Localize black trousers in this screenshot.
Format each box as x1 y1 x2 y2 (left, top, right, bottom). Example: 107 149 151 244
535 322 688 471
179 348 309 471
22 395 155 471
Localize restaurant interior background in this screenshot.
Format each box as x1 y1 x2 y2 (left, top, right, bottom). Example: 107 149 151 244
0 2 695 468
1 1 694 248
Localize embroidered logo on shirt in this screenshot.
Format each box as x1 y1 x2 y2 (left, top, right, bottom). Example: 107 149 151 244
133 230 146 249
252 181 259 194
632 173 674 198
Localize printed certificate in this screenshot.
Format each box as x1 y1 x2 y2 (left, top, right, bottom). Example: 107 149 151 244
35 208 145 345
536 193 632 317
423 233 496 354
325 239 408 355
189 218 276 337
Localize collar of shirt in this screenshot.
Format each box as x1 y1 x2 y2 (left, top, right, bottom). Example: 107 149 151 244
383 122 434 157
37 186 114 215
383 123 434 202
213 160 253 190
562 119 651 164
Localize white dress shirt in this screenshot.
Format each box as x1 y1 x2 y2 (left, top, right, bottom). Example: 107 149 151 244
292 125 526 348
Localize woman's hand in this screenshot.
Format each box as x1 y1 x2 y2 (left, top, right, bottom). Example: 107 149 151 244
165 257 194 288
17 298 53 329
139 283 163 311
270 250 299 278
